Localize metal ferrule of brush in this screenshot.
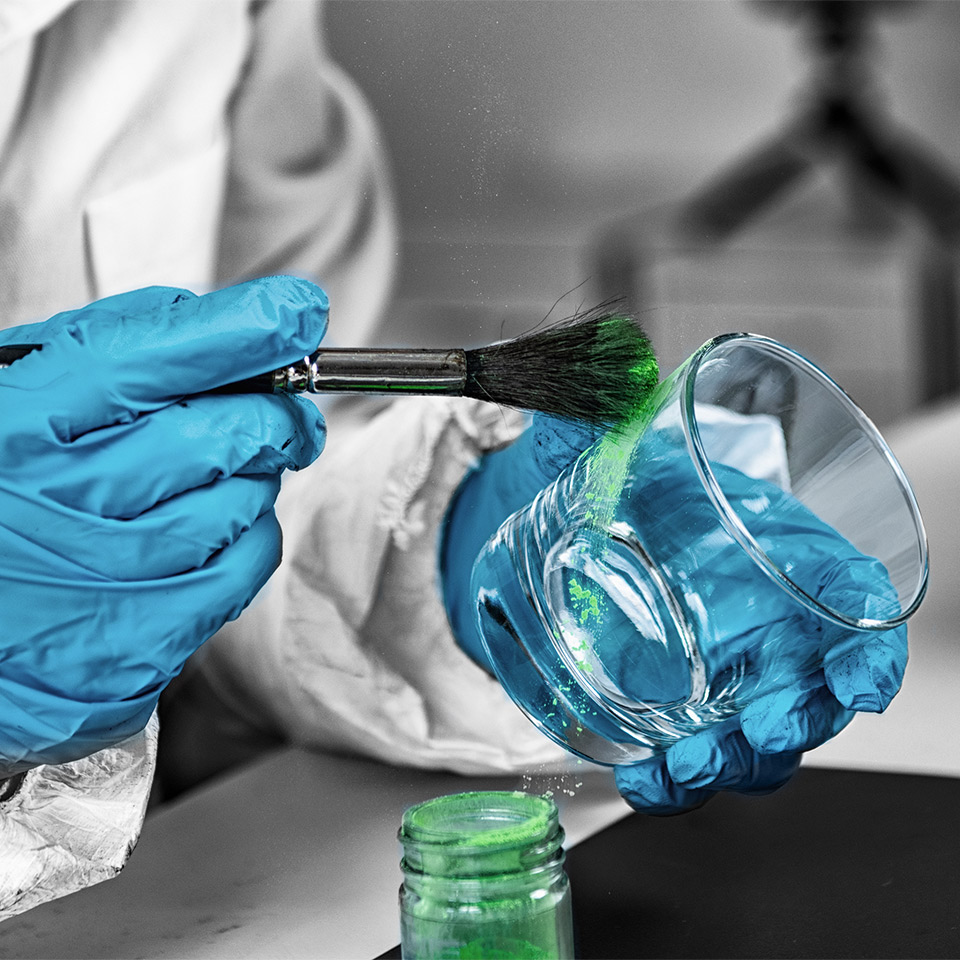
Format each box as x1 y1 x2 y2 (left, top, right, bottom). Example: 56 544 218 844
275 347 468 395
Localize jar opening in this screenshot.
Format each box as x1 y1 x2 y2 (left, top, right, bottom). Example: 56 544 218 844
399 792 563 879
682 333 928 631
401 791 556 849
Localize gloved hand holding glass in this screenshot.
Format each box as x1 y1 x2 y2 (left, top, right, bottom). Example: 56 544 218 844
0 277 328 777
445 334 927 814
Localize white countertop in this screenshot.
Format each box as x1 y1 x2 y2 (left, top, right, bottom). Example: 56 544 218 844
2 621 955 960
801 399 960 779
0 749 633 960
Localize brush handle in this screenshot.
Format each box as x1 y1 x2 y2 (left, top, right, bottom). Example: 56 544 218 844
0 344 469 396
259 347 467 395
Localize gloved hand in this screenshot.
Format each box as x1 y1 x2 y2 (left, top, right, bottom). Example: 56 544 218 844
441 415 908 815
612 453 908 814
0 276 328 776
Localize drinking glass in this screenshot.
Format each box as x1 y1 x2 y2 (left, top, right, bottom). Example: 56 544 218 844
471 333 928 764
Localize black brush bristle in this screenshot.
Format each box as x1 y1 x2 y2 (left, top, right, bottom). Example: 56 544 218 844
463 303 659 429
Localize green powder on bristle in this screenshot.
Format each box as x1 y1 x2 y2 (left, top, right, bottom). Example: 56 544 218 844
615 316 661 424
582 320 659 532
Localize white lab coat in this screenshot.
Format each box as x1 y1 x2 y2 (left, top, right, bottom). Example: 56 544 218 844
0 0 567 921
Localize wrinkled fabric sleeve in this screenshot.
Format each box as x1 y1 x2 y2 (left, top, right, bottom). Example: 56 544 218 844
199 397 575 775
0 713 158 922
216 0 397 346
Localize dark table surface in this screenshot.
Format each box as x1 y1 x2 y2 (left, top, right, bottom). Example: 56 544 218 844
380 766 960 959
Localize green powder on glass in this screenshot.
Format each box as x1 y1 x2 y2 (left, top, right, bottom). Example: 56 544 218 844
562 357 662 673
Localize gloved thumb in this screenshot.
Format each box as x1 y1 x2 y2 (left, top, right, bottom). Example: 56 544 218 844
529 413 604 481
441 414 603 671
478 413 604 520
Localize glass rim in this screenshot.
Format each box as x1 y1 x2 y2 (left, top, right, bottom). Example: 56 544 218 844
399 791 558 851
681 332 929 631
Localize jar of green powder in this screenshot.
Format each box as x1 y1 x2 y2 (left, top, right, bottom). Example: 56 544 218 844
398 790 574 959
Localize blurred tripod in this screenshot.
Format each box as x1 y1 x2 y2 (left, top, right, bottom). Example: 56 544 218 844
597 0 960 404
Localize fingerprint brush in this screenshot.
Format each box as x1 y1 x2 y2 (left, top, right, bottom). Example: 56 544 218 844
0 304 659 430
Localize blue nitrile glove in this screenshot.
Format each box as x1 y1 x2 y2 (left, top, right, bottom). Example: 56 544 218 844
441 415 602 670
0 277 328 776
441 417 908 816
612 454 909 814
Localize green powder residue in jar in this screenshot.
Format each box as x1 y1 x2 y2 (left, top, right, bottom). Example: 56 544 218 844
455 937 554 959
399 791 573 959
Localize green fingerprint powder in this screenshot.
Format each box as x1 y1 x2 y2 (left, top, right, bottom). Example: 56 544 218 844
398 792 574 960
560 371 666 676
582 380 660 533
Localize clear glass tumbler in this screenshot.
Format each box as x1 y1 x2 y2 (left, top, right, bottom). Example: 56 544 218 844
471 333 929 764
398 791 574 960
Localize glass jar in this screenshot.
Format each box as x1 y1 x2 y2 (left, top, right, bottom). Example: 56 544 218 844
398 791 574 959
471 333 928 764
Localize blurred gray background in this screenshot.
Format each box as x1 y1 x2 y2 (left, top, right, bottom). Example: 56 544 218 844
326 0 960 426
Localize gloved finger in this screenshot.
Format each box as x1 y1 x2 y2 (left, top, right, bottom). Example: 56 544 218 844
817 561 908 713
22 508 282 686
0 286 197 349
112 507 285 673
0 673 158 772
0 510 282 771
824 624 908 713
816 546 904 628
665 725 802 793
81 285 200 316
30 392 325 518
7 473 282 581
2 276 329 439
109 472 284 581
740 672 855 754
614 755 716 816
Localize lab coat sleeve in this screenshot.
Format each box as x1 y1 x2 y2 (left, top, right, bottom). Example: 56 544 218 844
0 712 157 923
216 0 397 346
199 397 575 775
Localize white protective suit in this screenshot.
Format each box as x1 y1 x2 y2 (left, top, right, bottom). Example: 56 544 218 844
0 0 568 921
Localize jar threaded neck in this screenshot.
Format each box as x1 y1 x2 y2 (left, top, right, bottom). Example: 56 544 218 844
399 791 563 880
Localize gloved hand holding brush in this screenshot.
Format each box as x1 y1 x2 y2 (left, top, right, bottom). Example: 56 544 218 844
0 277 327 777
